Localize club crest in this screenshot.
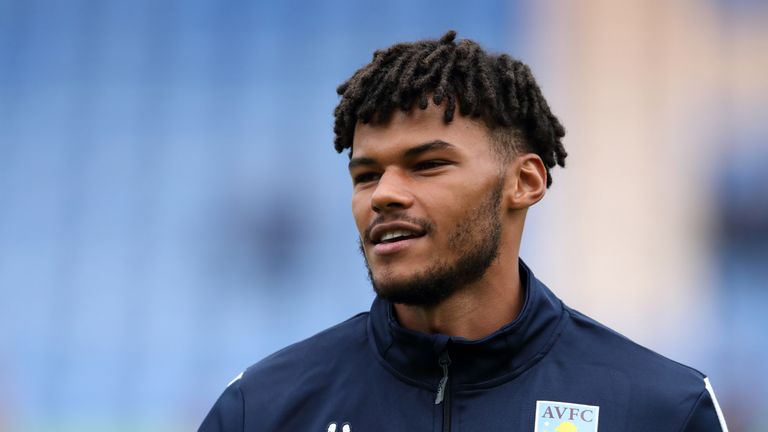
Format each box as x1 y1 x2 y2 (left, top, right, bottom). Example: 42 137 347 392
534 401 599 432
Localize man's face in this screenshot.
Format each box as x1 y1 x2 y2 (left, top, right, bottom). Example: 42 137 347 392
349 104 508 306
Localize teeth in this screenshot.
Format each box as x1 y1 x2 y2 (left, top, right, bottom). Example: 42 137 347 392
381 230 414 242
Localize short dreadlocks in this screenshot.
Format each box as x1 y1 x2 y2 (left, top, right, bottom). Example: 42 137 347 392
333 30 567 187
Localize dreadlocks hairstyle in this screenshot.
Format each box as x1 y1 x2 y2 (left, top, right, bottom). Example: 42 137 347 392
333 30 567 187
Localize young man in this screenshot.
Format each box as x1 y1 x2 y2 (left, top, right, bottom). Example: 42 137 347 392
200 31 728 432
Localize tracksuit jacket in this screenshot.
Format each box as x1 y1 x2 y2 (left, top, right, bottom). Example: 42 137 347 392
200 261 729 431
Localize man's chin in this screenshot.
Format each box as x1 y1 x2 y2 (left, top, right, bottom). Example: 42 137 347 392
370 274 455 307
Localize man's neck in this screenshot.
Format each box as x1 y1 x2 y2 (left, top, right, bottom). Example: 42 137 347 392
392 255 523 340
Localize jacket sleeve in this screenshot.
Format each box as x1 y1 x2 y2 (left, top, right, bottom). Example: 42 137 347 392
198 380 245 432
680 378 729 432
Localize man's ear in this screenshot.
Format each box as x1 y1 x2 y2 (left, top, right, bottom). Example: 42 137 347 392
504 154 547 210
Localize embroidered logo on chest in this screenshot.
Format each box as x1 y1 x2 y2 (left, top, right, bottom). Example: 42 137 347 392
533 401 599 432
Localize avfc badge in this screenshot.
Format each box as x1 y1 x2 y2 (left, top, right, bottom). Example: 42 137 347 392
534 401 599 432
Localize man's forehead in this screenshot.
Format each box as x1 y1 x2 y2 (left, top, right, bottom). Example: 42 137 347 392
351 104 486 158
354 104 445 137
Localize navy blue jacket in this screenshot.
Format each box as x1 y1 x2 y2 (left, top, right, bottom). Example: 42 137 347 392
200 261 728 431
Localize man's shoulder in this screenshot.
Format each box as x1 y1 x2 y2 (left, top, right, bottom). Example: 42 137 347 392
559 305 707 392
198 312 372 431
553 306 728 429
234 311 370 388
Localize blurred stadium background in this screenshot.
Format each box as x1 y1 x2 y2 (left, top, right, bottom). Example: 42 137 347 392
0 0 766 430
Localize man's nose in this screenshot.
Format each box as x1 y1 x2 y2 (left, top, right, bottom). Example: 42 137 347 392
370 169 414 213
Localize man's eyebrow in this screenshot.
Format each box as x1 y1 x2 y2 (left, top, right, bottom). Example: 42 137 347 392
348 157 377 170
348 140 456 170
403 140 456 158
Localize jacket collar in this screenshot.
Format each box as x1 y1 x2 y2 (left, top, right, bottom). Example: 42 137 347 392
367 259 566 390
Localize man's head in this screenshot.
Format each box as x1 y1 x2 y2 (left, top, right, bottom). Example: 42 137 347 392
334 31 567 306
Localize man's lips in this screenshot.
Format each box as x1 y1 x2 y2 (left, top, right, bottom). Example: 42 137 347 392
372 236 421 255
368 221 427 245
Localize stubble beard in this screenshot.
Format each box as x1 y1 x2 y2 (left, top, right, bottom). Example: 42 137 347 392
358 179 504 307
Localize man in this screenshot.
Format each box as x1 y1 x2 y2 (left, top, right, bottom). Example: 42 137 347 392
200 31 728 432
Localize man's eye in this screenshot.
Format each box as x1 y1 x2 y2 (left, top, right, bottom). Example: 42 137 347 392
414 160 449 170
353 172 380 184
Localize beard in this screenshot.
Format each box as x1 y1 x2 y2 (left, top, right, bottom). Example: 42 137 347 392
358 179 504 307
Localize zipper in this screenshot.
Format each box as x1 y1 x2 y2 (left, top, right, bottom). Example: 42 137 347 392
434 351 452 432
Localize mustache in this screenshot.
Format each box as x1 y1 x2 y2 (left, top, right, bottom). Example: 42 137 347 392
363 214 435 243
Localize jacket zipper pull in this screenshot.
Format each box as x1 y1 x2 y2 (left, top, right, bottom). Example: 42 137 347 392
434 351 451 405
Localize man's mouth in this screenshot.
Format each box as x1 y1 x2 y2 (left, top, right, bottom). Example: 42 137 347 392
369 222 427 245
378 229 421 244
367 221 428 255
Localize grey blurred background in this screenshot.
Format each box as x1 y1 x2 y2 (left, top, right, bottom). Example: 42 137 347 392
0 0 766 431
